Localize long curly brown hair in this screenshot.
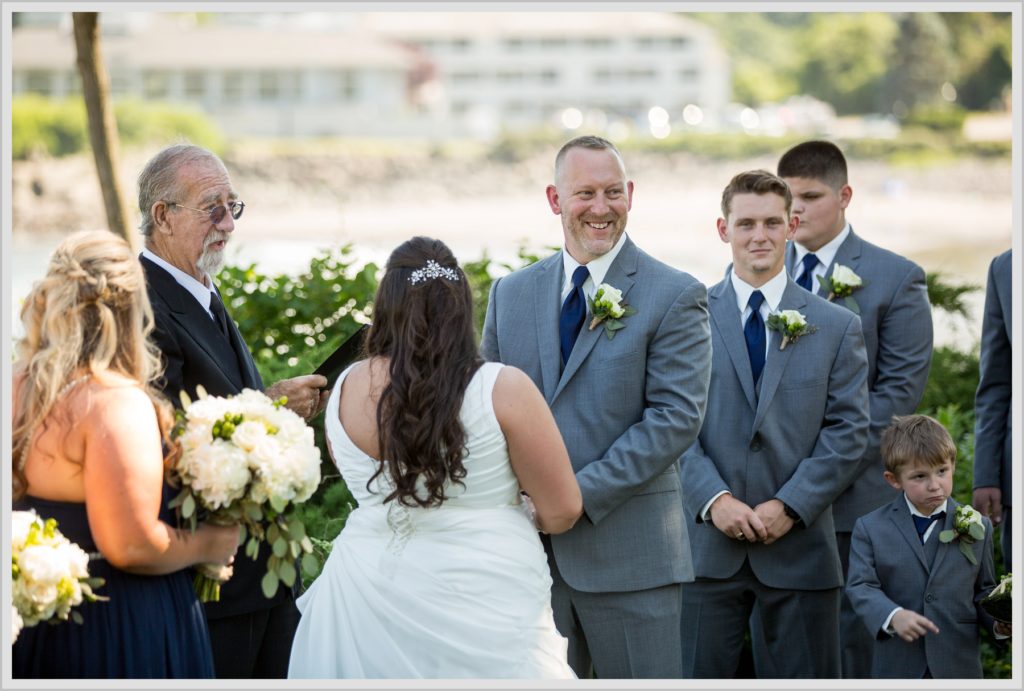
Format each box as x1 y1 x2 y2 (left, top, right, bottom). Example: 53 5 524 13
12 230 177 500
364 237 483 508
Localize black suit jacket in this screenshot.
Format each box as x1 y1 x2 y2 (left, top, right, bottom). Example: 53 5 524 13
142 255 291 619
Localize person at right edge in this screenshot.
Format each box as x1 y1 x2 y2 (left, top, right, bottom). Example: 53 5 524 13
972 249 1012 574
762 140 934 678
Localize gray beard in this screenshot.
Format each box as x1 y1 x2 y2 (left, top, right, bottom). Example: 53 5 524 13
197 247 225 276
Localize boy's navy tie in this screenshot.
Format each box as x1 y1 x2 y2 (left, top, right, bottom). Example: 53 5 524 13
913 512 946 543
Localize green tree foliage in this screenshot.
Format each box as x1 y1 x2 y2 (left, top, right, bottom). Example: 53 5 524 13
799 14 898 115
883 13 956 117
943 13 1013 110
11 95 225 159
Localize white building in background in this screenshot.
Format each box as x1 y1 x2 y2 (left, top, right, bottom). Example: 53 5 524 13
11 11 730 140
360 11 731 138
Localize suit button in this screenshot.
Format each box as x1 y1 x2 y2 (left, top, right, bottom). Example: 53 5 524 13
925 593 935 603
749 433 762 452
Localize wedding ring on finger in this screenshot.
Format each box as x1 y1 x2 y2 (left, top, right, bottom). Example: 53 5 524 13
735 531 745 540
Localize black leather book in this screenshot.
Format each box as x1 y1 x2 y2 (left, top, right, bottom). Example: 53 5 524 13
313 324 369 387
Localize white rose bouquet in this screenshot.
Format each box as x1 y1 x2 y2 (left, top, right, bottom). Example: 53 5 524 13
169 387 322 602
939 503 986 565
11 511 106 641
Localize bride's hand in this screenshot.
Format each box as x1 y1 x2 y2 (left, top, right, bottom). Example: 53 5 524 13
520 493 541 531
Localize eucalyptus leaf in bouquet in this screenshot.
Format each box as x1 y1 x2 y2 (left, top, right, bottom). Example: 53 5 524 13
168 386 323 601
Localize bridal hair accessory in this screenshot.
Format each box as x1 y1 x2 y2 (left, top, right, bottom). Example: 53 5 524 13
408 260 461 285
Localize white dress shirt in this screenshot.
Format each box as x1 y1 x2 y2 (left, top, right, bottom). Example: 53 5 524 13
560 232 628 303
791 223 851 293
141 247 219 321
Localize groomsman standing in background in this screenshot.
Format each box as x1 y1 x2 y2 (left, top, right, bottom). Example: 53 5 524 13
136 144 327 678
973 249 1013 574
776 140 934 678
483 136 712 678
680 170 869 678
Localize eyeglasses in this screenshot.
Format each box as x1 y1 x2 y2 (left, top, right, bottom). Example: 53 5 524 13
167 200 245 225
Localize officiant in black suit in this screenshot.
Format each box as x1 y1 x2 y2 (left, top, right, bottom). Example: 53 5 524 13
137 143 327 678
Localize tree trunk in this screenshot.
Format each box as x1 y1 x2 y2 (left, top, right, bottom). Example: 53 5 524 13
72 12 136 250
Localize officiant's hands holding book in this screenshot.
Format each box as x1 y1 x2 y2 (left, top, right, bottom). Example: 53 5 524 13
267 374 329 420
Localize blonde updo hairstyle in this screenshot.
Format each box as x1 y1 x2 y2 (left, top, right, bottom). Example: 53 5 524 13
13 230 175 499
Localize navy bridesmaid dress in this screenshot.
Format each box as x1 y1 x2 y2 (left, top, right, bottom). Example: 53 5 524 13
12 489 215 679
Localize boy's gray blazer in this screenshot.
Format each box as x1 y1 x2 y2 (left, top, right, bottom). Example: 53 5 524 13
974 249 1012 502
786 229 933 532
845 498 997 678
681 275 869 590
481 236 712 592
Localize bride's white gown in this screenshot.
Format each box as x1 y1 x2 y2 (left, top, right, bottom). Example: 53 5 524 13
287 362 575 679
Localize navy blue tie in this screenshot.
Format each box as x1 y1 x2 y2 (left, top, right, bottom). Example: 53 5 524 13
744 290 766 383
913 512 945 543
559 266 590 366
795 253 819 292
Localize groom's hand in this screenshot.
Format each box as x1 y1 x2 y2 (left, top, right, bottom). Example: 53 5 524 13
709 494 768 543
752 499 794 545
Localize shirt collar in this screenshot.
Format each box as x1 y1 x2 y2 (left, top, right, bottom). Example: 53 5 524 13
903 494 949 519
142 247 216 311
793 222 851 274
561 232 628 297
730 266 788 316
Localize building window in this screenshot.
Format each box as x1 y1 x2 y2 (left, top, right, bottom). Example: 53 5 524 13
258 71 279 101
331 70 355 101
593 68 611 84
24 70 52 94
678 67 699 81
451 71 481 84
502 37 526 51
184 71 206 99
584 37 613 50
109 71 130 97
670 36 690 48
222 70 245 103
451 38 472 52
143 70 170 99
63 71 81 95
635 36 657 49
540 69 558 84
539 37 567 49
497 71 524 83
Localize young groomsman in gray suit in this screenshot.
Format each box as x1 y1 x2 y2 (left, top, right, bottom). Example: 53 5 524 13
777 140 934 678
679 170 869 678
846 414 1007 678
973 249 1013 573
482 136 712 678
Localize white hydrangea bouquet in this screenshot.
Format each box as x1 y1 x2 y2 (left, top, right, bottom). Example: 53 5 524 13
169 387 322 602
11 510 106 643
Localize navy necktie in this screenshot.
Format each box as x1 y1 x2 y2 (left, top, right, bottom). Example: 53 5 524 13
795 253 819 292
913 512 946 543
559 265 590 366
209 291 232 340
744 290 766 383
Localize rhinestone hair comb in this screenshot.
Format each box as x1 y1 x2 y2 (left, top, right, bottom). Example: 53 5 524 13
408 260 460 285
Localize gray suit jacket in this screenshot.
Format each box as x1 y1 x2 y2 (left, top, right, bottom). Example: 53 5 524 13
974 249 1013 503
681 275 869 590
481 236 712 593
846 497 997 678
786 229 933 531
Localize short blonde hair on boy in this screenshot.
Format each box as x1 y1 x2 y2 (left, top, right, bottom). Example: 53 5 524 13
881 414 957 476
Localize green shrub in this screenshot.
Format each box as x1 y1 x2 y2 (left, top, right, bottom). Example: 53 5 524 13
12 95 225 159
12 94 88 159
903 104 969 133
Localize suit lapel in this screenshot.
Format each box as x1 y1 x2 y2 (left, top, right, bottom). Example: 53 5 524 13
708 280 757 411
752 280 805 431
532 254 563 402
822 229 864 298
889 500 930 572
551 240 637 404
929 500 958 574
142 256 247 391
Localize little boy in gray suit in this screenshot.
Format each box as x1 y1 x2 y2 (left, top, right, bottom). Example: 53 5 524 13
846 415 1009 678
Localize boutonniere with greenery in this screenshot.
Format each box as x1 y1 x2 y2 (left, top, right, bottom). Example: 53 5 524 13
766 309 817 350
939 504 985 565
587 283 637 340
827 264 863 314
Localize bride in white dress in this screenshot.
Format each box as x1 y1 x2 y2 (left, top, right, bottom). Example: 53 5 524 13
288 237 581 679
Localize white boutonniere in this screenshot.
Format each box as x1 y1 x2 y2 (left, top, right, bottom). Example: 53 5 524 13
587 283 637 339
827 264 863 314
766 309 817 350
939 504 985 565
